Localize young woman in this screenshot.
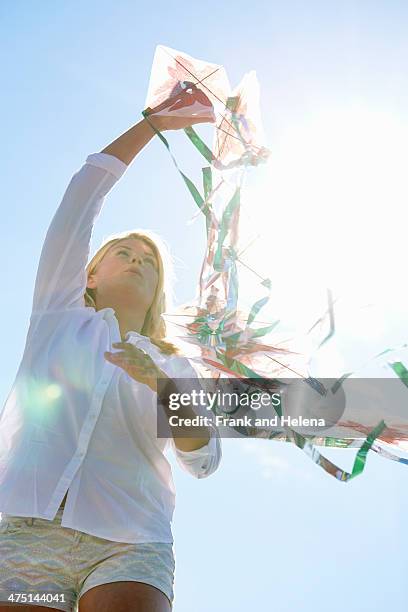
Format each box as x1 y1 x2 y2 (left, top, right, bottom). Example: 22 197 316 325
0 93 221 612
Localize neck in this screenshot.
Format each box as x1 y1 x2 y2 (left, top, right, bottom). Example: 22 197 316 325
96 298 147 340
117 309 146 340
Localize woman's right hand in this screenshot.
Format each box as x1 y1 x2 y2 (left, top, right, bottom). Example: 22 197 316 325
145 84 216 132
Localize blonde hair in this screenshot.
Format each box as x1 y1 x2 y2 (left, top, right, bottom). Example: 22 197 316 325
84 230 180 356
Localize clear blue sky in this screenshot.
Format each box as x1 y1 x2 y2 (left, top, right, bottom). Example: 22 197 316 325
1 2 408 611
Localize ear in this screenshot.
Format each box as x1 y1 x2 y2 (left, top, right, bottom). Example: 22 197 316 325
86 273 97 290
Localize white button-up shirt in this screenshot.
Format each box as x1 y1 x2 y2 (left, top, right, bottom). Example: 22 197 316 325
0 153 221 544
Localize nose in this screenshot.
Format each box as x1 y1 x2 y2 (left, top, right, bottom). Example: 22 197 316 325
131 256 143 265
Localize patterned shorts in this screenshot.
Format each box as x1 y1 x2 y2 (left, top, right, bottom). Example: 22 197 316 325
0 504 175 612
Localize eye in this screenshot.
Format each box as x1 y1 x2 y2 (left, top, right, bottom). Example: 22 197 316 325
146 257 159 270
118 250 129 256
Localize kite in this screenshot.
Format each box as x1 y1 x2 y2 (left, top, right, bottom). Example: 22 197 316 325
142 45 408 482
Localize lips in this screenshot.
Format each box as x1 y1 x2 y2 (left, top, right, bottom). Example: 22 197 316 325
127 268 143 278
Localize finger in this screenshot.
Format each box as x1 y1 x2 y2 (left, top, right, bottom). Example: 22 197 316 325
105 351 127 360
191 116 216 125
105 353 157 376
106 352 141 362
106 351 152 368
148 91 187 115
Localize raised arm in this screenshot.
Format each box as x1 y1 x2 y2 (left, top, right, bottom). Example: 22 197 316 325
100 117 158 165
101 87 216 164
30 89 215 315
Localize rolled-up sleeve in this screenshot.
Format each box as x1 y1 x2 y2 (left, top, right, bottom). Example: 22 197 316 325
170 422 222 479
162 355 222 479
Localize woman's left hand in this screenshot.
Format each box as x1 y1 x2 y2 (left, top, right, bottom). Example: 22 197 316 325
145 85 216 132
105 342 166 392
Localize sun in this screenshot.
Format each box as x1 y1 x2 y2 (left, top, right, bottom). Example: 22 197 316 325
239 104 408 334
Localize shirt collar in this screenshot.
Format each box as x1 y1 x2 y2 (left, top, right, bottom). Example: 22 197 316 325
125 331 150 341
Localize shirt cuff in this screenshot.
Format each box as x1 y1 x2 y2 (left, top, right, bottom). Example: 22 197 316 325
173 434 218 478
86 152 128 180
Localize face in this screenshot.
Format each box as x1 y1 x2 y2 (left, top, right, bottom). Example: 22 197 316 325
87 238 159 312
